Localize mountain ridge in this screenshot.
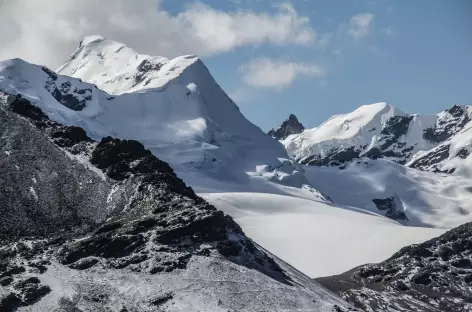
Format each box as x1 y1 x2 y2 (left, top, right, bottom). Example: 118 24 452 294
276 102 471 173
0 92 353 311
317 221 472 311
1 42 323 202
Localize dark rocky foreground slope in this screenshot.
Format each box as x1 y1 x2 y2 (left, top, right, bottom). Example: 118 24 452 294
0 93 352 312
317 222 472 312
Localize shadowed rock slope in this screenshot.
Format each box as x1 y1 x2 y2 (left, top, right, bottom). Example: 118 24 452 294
317 222 472 311
0 93 352 312
268 114 305 140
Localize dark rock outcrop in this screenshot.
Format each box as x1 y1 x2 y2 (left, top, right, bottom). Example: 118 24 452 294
423 105 470 143
409 144 454 173
0 277 51 312
372 196 408 221
134 59 163 86
317 222 472 312
301 147 360 167
268 114 305 140
44 77 92 111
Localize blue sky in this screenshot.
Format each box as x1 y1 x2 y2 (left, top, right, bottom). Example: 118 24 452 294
1 0 470 131
165 0 472 131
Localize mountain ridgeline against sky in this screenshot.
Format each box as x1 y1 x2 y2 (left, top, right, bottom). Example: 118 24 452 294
274 102 472 174
268 114 305 140
3 36 314 191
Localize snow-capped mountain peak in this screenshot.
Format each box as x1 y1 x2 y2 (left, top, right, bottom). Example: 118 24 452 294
279 101 472 172
270 101 472 227
281 102 417 162
1 37 325 202
58 35 199 95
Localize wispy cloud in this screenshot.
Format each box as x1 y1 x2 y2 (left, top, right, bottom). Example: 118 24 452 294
239 58 325 90
332 49 344 57
0 0 316 68
348 13 374 39
381 27 394 36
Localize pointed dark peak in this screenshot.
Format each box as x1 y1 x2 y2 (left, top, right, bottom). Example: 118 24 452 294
445 104 467 117
268 114 305 140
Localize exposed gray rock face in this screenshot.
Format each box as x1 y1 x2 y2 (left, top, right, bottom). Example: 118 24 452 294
0 95 108 236
42 66 93 111
423 105 470 144
0 93 353 312
317 222 472 312
372 196 408 222
409 144 455 173
268 114 305 140
301 147 362 167
407 105 472 173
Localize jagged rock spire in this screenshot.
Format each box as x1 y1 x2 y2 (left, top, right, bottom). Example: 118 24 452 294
268 114 305 140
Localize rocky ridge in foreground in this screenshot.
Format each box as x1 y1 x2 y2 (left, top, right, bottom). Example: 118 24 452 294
317 222 472 311
0 93 352 312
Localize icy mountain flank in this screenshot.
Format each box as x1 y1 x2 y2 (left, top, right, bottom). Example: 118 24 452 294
0 37 322 199
281 102 472 173
0 93 354 312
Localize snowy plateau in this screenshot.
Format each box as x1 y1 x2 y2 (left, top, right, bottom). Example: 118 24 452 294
0 36 471 311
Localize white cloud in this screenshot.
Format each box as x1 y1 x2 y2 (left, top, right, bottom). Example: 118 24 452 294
180 2 316 51
239 58 325 90
0 0 316 68
348 13 374 39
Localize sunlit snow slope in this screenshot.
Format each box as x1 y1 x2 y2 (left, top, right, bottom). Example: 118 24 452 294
304 159 472 228
202 192 445 277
